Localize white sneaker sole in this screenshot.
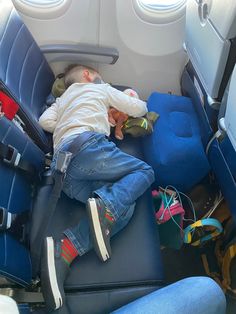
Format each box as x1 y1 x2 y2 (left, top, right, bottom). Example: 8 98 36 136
88 198 110 262
45 237 63 309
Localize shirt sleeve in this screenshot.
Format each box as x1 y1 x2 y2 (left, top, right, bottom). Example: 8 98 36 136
38 101 59 133
106 85 147 117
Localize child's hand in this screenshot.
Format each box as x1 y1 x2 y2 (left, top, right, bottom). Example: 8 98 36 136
123 88 139 99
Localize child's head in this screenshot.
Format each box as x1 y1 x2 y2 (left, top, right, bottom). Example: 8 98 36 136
64 64 102 88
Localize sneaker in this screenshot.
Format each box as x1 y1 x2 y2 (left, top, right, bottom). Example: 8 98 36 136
87 198 114 262
40 237 70 311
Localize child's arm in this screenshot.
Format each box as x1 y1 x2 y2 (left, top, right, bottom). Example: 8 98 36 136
38 101 58 133
106 85 147 118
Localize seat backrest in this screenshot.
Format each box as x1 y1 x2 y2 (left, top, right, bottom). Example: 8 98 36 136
223 67 236 152
207 65 236 222
0 116 45 285
185 0 236 100
0 0 54 152
183 1 236 221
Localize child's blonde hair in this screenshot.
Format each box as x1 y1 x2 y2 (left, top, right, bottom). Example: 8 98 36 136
64 64 98 88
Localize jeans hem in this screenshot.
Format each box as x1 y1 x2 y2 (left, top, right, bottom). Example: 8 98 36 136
64 229 86 256
94 190 119 220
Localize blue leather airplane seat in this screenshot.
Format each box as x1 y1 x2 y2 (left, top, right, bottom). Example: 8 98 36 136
181 0 236 222
0 1 54 153
30 138 164 313
0 1 164 312
142 92 210 192
207 67 236 222
48 137 164 313
181 70 236 223
0 117 164 312
0 116 45 286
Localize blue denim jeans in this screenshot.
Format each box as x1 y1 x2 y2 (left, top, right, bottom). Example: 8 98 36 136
52 132 155 256
112 277 226 314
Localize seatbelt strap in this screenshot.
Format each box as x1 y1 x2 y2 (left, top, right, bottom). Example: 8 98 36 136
42 133 93 230
31 151 72 276
67 131 94 155
0 141 37 178
41 134 93 233
45 133 93 219
32 133 93 275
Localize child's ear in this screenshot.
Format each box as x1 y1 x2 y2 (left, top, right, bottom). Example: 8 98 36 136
83 70 91 82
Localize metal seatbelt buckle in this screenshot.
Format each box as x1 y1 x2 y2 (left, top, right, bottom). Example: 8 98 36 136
3 145 21 167
55 151 72 173
0 207 12 230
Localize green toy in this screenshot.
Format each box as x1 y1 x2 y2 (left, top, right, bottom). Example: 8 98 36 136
123 112 159 137
52 76 66 97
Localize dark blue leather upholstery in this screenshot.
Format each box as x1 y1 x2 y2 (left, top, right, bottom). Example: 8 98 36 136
32 137 164 282
18 304 31 314
37 137 164 313
0 1 54 152
65 285 162 314
0 118 164 307
0 117 45 214
46 185 164 292
0 2 164 310
0 233 31 286
0 116 45 285
60 188 163 290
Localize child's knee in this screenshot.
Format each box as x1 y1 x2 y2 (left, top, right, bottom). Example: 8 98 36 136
142 163 155 185
148 167 155 185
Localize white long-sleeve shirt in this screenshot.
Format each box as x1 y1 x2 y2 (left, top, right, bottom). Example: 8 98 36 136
39 82 147 149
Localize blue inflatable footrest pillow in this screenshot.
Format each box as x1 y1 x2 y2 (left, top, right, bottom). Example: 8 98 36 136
142 92 210 191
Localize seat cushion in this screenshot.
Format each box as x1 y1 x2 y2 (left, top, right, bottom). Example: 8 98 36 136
142 92 210 192
44 137 164 289
0 1 54 152
65 285 162 314
52 189 164 290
